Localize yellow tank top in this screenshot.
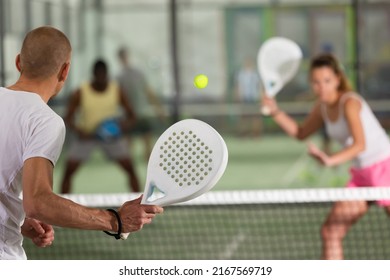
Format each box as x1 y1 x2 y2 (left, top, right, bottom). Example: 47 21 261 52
78 81 120 133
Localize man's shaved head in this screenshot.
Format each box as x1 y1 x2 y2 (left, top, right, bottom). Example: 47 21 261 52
19 26 71 79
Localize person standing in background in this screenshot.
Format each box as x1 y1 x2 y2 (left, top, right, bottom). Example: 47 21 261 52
117 47 167 162
234 58 262 137
60 59 140 194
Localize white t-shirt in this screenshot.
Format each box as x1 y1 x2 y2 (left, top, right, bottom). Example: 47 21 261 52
321 92 390 168
0 87 65 259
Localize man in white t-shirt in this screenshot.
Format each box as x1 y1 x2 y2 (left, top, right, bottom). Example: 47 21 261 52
0 26 163 260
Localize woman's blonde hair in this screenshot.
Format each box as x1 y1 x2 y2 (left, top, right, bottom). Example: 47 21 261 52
309 53 353 93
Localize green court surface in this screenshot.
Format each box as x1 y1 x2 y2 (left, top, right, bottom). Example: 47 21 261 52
52 133 350 195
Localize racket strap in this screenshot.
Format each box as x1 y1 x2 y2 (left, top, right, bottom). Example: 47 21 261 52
103 209 122 240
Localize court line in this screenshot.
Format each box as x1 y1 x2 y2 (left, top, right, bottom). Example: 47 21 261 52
280 150 310 187
218 231 246 259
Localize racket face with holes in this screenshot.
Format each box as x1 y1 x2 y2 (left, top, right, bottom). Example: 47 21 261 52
257 37 302 98
120 119 228 239
141 118 228 206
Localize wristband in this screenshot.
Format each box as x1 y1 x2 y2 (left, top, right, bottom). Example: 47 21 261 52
103 209 122 240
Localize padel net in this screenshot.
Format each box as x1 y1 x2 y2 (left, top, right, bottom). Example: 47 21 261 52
24 187 390 260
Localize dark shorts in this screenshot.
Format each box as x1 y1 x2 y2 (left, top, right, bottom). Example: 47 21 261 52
67 136 130 161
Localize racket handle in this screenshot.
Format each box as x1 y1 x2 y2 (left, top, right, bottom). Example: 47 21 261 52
120 232 130 240
261 105 271 116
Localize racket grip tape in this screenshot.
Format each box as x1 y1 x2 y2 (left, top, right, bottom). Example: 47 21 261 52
103 209 123 240
120 232 130 240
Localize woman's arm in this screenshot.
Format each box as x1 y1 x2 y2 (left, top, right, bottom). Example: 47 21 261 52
330 98 365 166
263 96 324 140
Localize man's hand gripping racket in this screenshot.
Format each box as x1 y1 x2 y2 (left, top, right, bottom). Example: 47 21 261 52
257 37 302 116
120 119 228 239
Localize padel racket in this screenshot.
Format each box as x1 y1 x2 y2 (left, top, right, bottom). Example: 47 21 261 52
95 118 122 142
257 37 302 116
120 118 228 239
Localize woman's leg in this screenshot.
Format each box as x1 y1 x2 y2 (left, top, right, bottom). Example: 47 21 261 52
321 200 368 260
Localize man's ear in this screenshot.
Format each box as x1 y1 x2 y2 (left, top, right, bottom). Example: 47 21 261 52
58 62 71 82
15 54 22 73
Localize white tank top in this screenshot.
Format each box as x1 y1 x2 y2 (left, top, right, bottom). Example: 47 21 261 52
321 92 390 168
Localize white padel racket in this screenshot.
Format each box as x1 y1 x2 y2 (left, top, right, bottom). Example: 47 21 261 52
257 37 302 116
120 118 228 239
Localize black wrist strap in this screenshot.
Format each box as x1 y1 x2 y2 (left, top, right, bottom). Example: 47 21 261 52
103 209 122 240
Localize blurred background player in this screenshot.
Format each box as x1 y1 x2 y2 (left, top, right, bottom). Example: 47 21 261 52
262 53 390 260
60 59 140 194
117 46 167 162
234 57 262 137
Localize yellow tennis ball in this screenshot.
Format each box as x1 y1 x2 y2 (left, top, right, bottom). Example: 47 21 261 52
194 74 208 89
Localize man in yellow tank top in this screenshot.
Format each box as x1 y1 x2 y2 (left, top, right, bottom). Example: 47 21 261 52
60 60 140 193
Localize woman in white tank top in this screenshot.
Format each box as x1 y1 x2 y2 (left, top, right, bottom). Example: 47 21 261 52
262 53 390 260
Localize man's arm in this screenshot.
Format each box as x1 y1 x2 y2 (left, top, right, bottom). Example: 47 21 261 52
63 89 80 130
22 157 163 233
145 86 167 121
63 88 93 138
119 86 137 131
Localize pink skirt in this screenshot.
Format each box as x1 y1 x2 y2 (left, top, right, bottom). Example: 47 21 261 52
347 156 390 206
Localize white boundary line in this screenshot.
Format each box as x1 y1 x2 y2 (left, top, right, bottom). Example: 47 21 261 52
281 150 311 187
218 231 246 259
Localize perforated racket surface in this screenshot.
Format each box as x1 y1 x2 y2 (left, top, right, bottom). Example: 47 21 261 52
257 37 302 115
120 119 228 239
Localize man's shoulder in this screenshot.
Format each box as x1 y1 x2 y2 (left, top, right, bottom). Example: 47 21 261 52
37 102 64 124
19 97 65 135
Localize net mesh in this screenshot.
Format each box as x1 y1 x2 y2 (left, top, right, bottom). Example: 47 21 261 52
24 188 390 260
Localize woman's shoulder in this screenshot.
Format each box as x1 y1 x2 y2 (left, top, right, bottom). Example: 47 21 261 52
340 91 365 104
341 91 361 98
341 92 364 114
345 90 368 98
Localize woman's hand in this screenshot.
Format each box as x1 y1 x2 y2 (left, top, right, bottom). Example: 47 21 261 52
261 94 280 116
307 142 334 167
